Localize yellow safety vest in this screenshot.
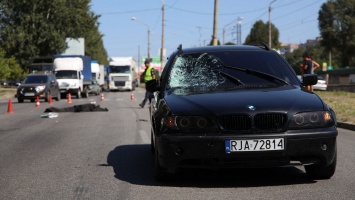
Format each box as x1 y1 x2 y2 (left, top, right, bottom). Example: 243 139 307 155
144 66 154 82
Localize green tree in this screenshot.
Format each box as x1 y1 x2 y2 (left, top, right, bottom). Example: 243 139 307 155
244 20 280 49
0 48 23 80
0 0 108 69
319 0 355 67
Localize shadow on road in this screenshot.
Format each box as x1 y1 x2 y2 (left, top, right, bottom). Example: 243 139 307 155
105 144 316 187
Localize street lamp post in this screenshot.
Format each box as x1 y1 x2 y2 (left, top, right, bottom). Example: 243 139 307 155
132 17 151 59
268 0 276 48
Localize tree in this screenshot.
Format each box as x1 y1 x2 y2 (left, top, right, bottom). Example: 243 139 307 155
244 20 280 49
0 48 23 81
0 0 108 69
319 0 355 67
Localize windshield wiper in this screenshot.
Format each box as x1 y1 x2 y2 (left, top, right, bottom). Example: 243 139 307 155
213 70 245 85
224 65 289 85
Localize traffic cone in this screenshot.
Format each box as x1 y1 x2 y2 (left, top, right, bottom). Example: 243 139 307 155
130 93 135 101
100 93 104 101
35 96 40 107
67 93 72 104
48 94 53 105
7 99 14 114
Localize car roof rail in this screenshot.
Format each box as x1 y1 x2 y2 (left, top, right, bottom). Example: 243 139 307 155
248 41 271 51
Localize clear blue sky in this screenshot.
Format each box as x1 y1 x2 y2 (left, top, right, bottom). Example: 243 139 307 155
91 0 326 63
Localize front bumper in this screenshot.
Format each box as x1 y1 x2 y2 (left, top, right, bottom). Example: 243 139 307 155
155 129 337 172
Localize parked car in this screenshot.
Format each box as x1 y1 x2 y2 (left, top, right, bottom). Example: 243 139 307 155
314 76 327 91
88 80 102 95
17 73 61 103
147 44 338 181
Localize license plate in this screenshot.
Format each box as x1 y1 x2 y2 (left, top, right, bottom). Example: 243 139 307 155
24 93 35 96
225 138 284 153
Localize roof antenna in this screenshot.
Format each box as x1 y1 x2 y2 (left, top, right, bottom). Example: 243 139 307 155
177 44 183 54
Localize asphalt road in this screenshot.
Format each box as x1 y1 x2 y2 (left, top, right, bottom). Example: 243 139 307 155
0 87 354 200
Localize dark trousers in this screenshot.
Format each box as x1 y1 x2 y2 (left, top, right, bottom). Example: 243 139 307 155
140 90 151 107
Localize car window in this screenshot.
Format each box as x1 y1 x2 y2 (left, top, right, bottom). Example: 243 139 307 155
24 76 48 84
167 51 298 90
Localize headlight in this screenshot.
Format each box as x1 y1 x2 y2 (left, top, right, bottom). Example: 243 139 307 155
289 111 334 129
35 85 46 92
162 116 213 132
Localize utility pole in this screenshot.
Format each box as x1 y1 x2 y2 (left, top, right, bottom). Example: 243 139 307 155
212 0 219 46
160 0 165 71
268 0 276 48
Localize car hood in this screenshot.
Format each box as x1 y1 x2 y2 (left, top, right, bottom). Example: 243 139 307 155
163 86 326 116
18 83 46 88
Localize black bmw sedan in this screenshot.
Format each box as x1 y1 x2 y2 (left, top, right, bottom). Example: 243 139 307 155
147 44 337 181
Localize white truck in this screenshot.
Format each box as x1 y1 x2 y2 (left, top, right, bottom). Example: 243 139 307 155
108 57 138 91
91 60 105 88
53 55 92 98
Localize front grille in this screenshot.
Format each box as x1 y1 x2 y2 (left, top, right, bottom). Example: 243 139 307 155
254 113 287 131
218 115 252 131
218 113 287 133
114 81 125 86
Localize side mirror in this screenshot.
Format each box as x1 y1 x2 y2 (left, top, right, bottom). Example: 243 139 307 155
145 79 160 93
303 74 318 86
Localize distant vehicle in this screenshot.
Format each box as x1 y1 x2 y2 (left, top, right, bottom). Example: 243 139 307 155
28 57 54 74
314 76 327 91
17 73 60 103
88 80 101 95
108 57 138 91
297 75 327 91
148 44 338 181
53 55 92 98
91 60 105 89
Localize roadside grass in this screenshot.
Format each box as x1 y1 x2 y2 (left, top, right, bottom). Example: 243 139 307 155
1 87 354 124
314 90 355 124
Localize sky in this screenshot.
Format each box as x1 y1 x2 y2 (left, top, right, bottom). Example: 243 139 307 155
90 0 327 64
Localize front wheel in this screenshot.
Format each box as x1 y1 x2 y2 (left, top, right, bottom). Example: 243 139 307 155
55 91 61 101
154 148 174 181
305 145 337 179
76 89 81 99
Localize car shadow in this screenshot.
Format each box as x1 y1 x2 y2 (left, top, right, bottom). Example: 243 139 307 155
104 144 316 187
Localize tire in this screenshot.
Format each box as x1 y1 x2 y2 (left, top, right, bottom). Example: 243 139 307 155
305 144 337 179
45 92 50 102
18 98 24 103
55 91 61 101
151 130 155 154
76 90 81 99
154 148 174 181
82 89 89 98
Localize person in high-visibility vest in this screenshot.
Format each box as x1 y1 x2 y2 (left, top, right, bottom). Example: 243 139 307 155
139 59 156 108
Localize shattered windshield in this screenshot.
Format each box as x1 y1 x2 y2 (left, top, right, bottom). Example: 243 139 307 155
168 51 298 92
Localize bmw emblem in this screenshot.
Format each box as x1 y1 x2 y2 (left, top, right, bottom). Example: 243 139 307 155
246 105 256 111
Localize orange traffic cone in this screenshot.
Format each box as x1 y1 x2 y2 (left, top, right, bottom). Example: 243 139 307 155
100 93 104 101
130 93 135 101
48 94 53 105
67 93 72 104
7 99 14 114
35 96 40 107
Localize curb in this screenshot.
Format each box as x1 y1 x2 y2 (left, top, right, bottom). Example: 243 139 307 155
338 122 355 131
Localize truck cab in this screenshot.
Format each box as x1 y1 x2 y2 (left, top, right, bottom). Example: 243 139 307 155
108 57 137 91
